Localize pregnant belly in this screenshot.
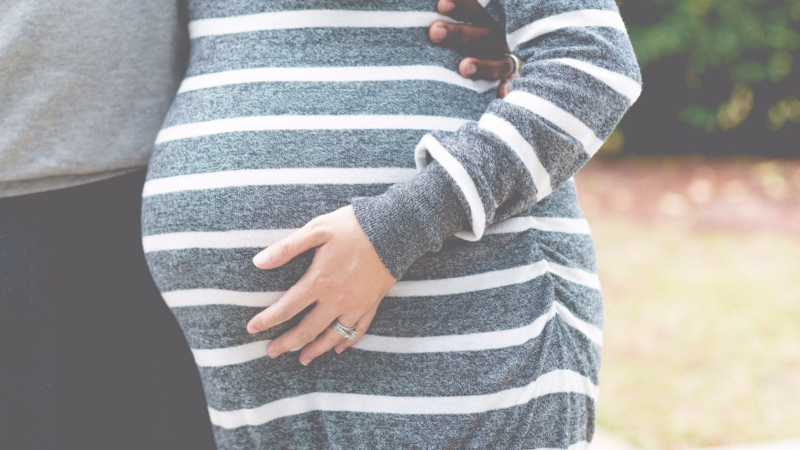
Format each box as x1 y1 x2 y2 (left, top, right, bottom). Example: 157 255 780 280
140 60 597 336
141 75 490 250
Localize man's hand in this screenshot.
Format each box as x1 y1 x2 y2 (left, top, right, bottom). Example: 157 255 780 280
246 205 397 365
429 0 517 98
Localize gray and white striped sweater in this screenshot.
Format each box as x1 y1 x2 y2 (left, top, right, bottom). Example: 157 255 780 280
141 0 641 448
351 1 642 279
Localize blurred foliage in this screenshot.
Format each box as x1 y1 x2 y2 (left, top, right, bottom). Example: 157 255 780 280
618 0 800 134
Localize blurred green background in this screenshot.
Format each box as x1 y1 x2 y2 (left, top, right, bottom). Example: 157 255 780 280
611 0 800 156
580 1 800 449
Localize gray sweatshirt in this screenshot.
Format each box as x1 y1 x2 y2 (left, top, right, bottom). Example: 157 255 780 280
0 0 188 197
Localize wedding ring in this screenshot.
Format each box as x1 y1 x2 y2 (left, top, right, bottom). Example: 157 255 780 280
332 319 357 340
505 52 524 78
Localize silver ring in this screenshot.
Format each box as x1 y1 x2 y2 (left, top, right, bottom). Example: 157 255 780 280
332 319 357 340
505 52 523 78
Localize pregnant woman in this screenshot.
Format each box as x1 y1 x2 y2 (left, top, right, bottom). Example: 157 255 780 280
142 0 641 448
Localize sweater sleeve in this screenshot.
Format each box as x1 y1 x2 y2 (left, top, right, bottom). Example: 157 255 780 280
350 0 643 280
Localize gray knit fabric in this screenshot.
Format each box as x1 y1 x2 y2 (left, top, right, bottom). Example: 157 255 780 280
141 0 641 448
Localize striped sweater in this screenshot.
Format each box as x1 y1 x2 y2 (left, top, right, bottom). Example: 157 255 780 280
350 1 642 279
141 0 641 448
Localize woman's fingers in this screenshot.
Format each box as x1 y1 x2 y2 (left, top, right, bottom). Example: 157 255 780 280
334 302 379 354
297 311 362 365
428 21 505 59
266 303 346 359
252 218 330 270
246 275 317 334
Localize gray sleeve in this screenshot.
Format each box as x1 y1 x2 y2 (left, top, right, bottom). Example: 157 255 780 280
350 0 643 280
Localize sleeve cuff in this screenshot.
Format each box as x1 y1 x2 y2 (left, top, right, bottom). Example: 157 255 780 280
350 161 471 281
414 133 487 242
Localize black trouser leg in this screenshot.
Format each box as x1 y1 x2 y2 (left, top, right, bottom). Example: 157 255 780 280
0 170 217 450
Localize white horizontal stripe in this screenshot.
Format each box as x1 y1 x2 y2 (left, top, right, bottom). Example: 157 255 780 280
356 303 565 354
553 302 603 346
484 216 591 235
178 66 498 94
208 369 597 428
142 229 295 253
162 289 283 309
551 58 641 102
549 261 601 291
524 442 590 450
507 9 627 49
189 10 456 39
359 301 602 352
142 216 590 254
162 260 599 308
193 340 270 367
141 168 416 197
190 301 601 367
504 91 604 156
415 134 486 241
155 115 469 144
392 260 549 297
478 113 553 201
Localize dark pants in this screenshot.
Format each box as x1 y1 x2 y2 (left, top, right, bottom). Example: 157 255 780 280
0 170 216 450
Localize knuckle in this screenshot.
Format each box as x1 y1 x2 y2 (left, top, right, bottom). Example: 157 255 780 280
249 317 265 331
273 307 292 324
304 217 321 231
313 274 336 292
329 295 349 309
305 215 325 232
295 329 315 344
449 24 464 41
277 241 294 259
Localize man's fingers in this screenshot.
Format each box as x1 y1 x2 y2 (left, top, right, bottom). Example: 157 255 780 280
253 220 329 269
429 21 505 59
246 276 317 334
497 79 515 99
437 0 498 28
459 56 515 81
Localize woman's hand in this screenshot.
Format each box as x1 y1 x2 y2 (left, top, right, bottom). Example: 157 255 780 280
246 205 396 365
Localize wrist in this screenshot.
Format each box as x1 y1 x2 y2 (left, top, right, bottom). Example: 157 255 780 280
350 162 470 280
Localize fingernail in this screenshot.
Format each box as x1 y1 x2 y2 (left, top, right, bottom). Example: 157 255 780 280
267 348 278 358
253 251 271 267
439 0 455 13
335 346 343 354
504 81 514 93
300 358 310 366
465 64 477 76
247 324 259 334
430 25 446 42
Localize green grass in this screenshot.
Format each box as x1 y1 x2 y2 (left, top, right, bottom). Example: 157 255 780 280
592 217 800 449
